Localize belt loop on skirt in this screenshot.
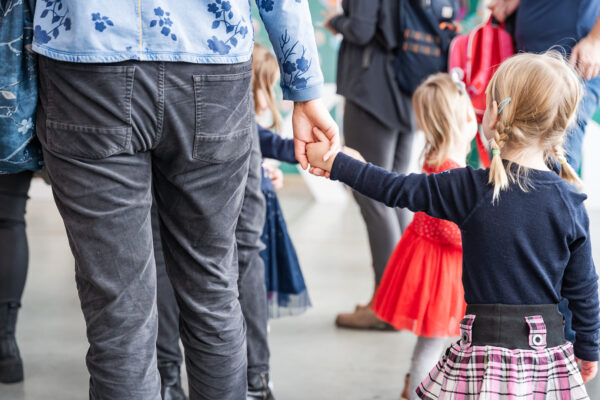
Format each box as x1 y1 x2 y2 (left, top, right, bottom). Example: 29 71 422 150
525 315 547 350
460 315 475 348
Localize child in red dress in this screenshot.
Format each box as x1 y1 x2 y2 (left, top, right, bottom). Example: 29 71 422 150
371 72 477 400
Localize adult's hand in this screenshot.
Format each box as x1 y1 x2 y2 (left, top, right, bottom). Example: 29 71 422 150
488 0 520 23
292 98 340 170
570 34 600 80
322 10 342 35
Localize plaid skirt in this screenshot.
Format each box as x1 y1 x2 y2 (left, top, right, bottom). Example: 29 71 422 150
417 304 589 400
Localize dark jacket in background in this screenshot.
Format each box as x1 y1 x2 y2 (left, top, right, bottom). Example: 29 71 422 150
329 0 411 131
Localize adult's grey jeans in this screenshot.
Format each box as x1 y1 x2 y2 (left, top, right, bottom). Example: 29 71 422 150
155 124 270 383
343 99 415 285
36 56 253 400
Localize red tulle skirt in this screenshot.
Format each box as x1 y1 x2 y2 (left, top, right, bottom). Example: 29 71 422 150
372 222 466 337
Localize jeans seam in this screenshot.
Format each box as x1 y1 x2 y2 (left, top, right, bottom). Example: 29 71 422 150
155 62 166 144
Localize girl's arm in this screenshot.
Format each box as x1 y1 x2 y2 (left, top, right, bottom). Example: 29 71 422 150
562 205 600 362
329 152 484 225
258 125 298 164
327 0 380 46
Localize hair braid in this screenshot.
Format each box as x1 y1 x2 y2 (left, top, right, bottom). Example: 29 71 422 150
488 122 509 202
553 144 582 187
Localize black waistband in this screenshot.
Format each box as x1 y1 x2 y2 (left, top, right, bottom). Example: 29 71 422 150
466 304 566 349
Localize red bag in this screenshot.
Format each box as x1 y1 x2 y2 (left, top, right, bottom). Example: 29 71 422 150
448 17 514 167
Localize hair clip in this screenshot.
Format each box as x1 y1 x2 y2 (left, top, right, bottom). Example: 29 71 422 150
450 68 466 94
497 97 512 114
492 149 501 156
558 156 567 165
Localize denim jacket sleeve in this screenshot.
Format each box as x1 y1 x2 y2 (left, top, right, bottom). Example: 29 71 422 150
256 0 324 101
0 0 43 174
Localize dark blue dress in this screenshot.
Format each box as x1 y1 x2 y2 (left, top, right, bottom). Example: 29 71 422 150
258 125 311 319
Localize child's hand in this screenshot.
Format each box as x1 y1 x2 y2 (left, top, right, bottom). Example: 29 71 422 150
342 146 366 163
307 127 338 174
578 359 598 382
264 164 284 190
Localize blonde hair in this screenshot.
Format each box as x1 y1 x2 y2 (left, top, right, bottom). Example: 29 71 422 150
412 72 473 169
252 43 282 130
487 52 582 201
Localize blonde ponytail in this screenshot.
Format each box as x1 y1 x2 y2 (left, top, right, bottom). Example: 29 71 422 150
554 145 582 188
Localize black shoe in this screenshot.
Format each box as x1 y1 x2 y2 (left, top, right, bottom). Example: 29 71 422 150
247 372 275 400
0 302 24 383
158 362 187 400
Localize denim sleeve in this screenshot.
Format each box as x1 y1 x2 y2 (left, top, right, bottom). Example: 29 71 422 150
258 125 297 164
330 152 483 225
255 0 323 102
562 203 600 362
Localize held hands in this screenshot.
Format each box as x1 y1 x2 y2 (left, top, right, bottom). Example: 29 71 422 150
292 98 341 171
307 128 336 174
570 34 600 80
577 358 598 383
306 127 365 177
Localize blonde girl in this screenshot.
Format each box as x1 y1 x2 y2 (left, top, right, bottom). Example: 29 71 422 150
308 51 598 399
370 72 476 400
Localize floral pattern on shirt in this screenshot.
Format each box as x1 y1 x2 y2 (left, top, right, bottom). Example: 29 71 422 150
150 7 177 41
91 13 114 32
278 30 311 90
33 0 71 44
259 0 301 12
1 0 43 173
206 0 249 55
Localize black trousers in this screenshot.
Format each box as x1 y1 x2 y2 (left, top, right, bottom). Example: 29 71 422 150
0 171 33 306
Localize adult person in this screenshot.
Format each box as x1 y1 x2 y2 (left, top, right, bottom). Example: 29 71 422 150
31 2 339 399
324 0 416 329
489 0 600 348
0 0 42 384
489 0 600 172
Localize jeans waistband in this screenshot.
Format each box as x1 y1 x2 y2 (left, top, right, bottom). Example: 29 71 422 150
463 304 566 350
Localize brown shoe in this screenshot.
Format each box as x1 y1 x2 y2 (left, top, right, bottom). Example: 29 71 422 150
335 306 395 331
400 373 410 400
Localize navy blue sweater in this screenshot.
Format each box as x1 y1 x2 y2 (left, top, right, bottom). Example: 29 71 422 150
257 125 297 192
258 125 297 164
331 153 600 361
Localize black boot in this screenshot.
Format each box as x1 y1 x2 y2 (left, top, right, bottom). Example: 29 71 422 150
0 302 24 383
159 362 187 400
247 372 275 400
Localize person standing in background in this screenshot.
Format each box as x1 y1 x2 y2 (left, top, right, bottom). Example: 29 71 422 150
325 0 416 329
489 0 600 172
0 0 42 384
31 1 339 399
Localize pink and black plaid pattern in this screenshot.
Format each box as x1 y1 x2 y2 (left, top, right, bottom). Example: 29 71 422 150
416 315 589 400
526 315 547 351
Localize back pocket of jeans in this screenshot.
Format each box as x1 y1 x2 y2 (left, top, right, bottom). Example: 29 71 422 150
44 61 134 160
192 70 252 163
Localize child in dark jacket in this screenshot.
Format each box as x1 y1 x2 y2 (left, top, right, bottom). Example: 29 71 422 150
307 52 599 399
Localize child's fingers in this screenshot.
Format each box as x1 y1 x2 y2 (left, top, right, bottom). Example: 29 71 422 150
312 127 329 143
294 139 309 170
580 360 598 383
323 132 341 162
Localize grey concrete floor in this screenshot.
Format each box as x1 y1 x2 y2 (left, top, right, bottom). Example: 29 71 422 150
1 176 599 400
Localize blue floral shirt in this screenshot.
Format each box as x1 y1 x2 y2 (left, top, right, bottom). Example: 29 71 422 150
32 0 323 101
1 0 43 174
